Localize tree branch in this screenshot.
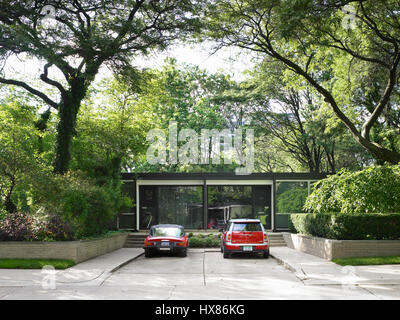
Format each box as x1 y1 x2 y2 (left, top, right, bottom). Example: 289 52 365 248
0 77 58 109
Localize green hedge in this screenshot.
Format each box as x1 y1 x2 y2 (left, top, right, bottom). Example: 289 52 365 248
304 165 400 214
289 213 400 240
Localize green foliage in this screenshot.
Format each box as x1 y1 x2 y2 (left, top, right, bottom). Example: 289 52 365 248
32 172 131 239
204 0 400 164
289 213 400 240
332 256 400 266
276 187 308 213
304 165 400 213
0 211 73 241
0 259 76 270
189 234 220 247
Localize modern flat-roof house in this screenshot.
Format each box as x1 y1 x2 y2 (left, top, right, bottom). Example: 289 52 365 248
119 172 327 232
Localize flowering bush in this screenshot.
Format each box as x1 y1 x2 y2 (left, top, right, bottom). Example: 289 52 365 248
0 212 73 241
0 212 33 241
31 213 74 241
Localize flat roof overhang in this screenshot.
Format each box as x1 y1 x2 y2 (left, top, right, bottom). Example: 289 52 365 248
121 172 329 181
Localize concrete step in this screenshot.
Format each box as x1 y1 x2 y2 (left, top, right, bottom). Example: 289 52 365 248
124 244 144 248
124 234 147 248
269 242 287 247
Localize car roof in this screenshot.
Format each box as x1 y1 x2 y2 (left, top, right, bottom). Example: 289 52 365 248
228 219 261 223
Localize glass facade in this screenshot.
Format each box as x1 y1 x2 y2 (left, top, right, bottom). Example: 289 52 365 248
118 181 136 229
139 185 203 229
119 174 326 231
208 185 271 229
275 181 310 229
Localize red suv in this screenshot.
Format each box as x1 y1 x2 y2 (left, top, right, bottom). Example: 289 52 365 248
220 219 269 258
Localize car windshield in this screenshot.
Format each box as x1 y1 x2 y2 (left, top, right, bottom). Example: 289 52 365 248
151 227 183 237
232 222 262 232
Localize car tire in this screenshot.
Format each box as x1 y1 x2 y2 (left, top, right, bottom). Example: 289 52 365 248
144 248 153 258
223 247 230 259
263 249 269 259
179 248 187 257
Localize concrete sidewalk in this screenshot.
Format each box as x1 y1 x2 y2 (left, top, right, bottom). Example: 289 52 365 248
0 248 144 287
271 247 400 286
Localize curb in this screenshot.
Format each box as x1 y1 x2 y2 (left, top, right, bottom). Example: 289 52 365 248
270 253 297 273
109 252 144 273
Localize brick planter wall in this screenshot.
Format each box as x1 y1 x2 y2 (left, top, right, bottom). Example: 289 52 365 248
0 233 128 263
283 233 400 260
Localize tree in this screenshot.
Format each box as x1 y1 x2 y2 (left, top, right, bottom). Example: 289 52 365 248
0 98 43 213
71 75 153 181
247 60 372 173
0 0 201 173
127 59 241 173
205 0 400 164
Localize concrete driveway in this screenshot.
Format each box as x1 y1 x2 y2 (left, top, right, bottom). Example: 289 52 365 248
1 248 400 299
100 249 395 299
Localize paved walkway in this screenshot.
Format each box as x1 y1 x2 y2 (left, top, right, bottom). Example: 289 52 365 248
271 247 400 286
0 248 143 288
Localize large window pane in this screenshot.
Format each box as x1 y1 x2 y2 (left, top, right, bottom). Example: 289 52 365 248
157 186 203 229
208 185 252 229
118 182 136 229
275 181 308 229
139 185 203 229
207 185 271 229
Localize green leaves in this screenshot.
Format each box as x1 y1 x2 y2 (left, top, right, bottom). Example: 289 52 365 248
290 212 400 240
304 165 400 213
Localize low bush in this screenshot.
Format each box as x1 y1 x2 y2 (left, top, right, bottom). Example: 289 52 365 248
189 234 220 248
289 212 400 240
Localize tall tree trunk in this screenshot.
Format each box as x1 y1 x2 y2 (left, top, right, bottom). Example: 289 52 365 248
4 175 16 213
53 76 90 174
53 100 80 174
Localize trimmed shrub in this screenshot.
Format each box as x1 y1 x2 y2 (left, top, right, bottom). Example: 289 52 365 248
289 213 400 240
304 165 400 214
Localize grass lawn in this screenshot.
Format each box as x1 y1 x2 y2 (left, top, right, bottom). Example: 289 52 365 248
332 256 400 266
0 259 76 269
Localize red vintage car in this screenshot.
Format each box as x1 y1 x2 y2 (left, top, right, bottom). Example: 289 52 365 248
220 219 269 258
143 224 188 257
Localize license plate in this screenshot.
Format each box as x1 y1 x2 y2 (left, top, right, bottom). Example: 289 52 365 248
243 246 253 251
161 241 169 246
159 248 170 251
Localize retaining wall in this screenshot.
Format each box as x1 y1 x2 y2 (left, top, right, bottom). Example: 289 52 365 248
0 233 128 263
283 233 400 260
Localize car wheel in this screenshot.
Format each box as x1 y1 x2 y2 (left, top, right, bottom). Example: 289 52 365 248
144 248 152 258
179 248 187 257
223 247 230 259
263 249 269 259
